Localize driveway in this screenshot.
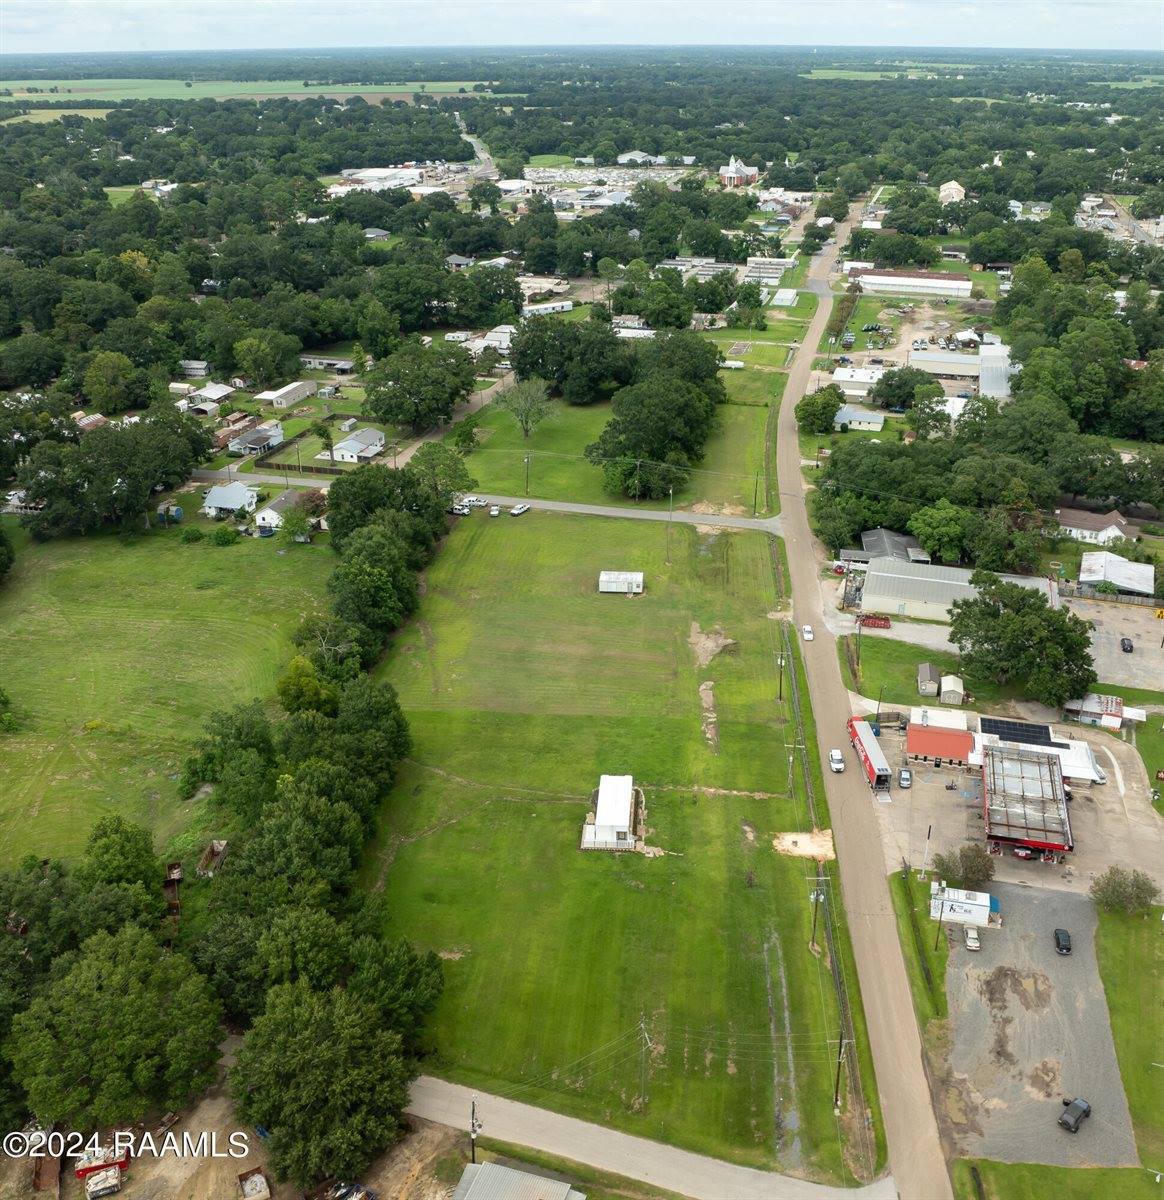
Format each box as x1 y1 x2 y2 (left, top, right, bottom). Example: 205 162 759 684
942 884 1137 1166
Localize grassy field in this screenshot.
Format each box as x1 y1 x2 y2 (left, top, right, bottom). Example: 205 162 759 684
705 333 791 368
0 78 498 101
0 107 112 123
368 513 879 1180
836 634 1024 708
528 153 575 167
722 367 786 407
887 871 949 1028
103 184 141 207
0 521 332 860
797 415 906 464
461 397 774 515
951 1160 1163 1200
821 296 906 354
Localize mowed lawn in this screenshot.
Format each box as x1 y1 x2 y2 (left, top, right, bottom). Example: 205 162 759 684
0 526 332 859
370 514 871 1180
461 397 773 514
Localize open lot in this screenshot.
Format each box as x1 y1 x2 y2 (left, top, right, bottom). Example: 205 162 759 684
368 512 879 1181
943 885 1136 1166
0 521 332 860
1063 595 1164 690
461 398 774 515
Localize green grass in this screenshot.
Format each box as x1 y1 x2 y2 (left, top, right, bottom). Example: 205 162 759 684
1 107 112 123
368 513 878 1180
951 1160 1162 1200
1095 908 1164 1164
797 416 905 464
461 398 774 514
555 302 594 323
103 184 140 207
706 334 791 368
887 871 949 1028
925 259 1000 299
0 78 499 101
528 153 575 167
722 367 784 407
0 523 333 859
770 290 818 320
836 634 1023 708
820 296 906 354
778 256 811 290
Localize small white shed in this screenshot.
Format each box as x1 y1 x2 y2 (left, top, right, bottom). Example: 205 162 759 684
598 571 644 595
581 775 637 851
940 674 965 705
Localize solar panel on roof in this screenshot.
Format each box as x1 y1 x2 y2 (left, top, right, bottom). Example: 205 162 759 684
980 717 1054 747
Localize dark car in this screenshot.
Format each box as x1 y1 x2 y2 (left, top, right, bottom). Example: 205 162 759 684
1120 637 1134 653
1054 928 1072 955
1059 1097 1091 1132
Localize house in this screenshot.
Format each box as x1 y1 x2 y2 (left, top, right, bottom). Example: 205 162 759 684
299 354 355 375
229 421 284 455
940 675 965 705
254 489 301 530
190 381 235 404
178 359 209 377
1078 550 1154 595
917 663 941 697
452 1162 586 1200
73 411 108 433
860 557 1057 621
484 324 517 351
332 427 385 463
445 253 474 271
939 180 966 205
1064 693 1147 730
598 570 644 595
833 404 884 432
850 268 972 299
362 227 392 241
200 482 258 518
719 156 759 188
581 774 639 851
254 381 318 409
1052 507 1129 546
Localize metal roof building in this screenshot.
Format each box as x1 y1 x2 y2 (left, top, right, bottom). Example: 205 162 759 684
1079 551 1155 596
980 745 1073 853
452 1162 586 1200
860 557 1058 621
598 570 644 594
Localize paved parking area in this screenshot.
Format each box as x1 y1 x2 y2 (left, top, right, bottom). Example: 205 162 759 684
1064 596 1164 689
941 884 1137 1165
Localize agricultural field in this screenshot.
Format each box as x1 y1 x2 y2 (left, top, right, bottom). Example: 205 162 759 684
370 512 880 1181
0 521 333 860
460 397 773 515
0 78 501 102
0 106 112 123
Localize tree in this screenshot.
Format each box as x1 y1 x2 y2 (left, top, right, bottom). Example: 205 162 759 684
0 334 64 388
0 526 13 584
869 366 939 411
496 376 551 439
795 384 843 434
233 329 301 388
276 655 338 716
231 982 413 1185
76 815 158 891
904 382 950 440
278 503 312 546
467 180 503 214
9 925 220 1128
310 420 334 466
949 571 1097 707
364 342 474 432
257 908 351 991
329 521 417 636
908 498 966 564
1090 866 1160 914
932 843 995 892
406 441 476 509
82 350 139 413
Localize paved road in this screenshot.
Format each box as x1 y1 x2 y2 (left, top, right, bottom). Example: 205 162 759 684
777 217 953 1199
469 493 782 534
407 1076 897 1200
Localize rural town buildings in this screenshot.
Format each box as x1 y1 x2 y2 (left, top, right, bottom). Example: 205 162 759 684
254 489 301 530
939 179 966 205
1052 507 1130 546
850 268 973 299
833 404 884 431
200 482 258 518
254 381 318 409
1078 550 1154 595
859 558 1058 621
332 428 385 463
581 775 638 850
719 156 759 187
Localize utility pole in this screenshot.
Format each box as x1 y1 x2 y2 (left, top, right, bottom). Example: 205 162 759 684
524 452 530 496
665 486 673 565
919 823 932 878
934 897 946 951
639 1017 653 1105
752 472 759 517
833 1031 846 1112
854 616 863 683
810 886 823 952
777 652 785 701
469 1095 482 1163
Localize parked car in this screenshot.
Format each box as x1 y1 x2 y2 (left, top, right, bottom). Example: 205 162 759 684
898 768 912 789
449 504 470 516
828 749 845 773
1054 928 1072 955
1059 1098 1091 1133
1120 637 1134 653
801 624 814 641
510 504 530 515
964 927 981 951
489 505 500 517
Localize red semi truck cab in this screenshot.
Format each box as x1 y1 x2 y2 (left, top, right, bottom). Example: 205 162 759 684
846 716 892 791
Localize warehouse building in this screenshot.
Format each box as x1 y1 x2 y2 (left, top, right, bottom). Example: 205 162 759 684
849 268 972 298
905 724 974 766
832 366 885 397
860 557 1058 621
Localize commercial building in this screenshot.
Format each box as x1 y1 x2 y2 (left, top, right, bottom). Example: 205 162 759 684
974 717 1107 785
1052 507 1130 546
909 705 969 731
832 366 885 398
581 775 639 851
905 723 974 765
850 268 972 299
833 404 884 432
1078 550 1155 595
977 342 1017 398
929 882 1001 928
980 744 1073 854
860 557 1058 622
841 528 931 569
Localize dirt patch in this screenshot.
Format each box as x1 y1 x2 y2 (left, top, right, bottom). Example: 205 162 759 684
773 829 836 860
362 1118 462 1199
698 680 719 750
978 965 1052 1013
1026 1058 1061 1100
691 500 747 517
741 821 756 842
688 621 736 667
437 949 465 960
940 1071 986 1140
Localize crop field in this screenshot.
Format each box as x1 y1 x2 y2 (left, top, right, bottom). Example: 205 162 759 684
369 513 879 1181
460 398 773 515
0 107 112 123
0 78 501 102
0 522 332 860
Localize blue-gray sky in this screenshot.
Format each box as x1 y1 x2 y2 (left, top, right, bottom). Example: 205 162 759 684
2 0 1162 56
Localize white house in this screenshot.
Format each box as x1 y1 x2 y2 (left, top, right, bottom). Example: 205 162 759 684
719 156 759 188
254 380 318 409
598 571 644 595
1052 508 1129 546
939 180 966 205
201 482 258 518
254 489 301 530
581 775 638 851
834 404 885 432
331 427 385 463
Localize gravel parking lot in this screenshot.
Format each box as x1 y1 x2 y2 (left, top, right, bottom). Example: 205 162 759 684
941 884 1137 1166
1064 595 1164 690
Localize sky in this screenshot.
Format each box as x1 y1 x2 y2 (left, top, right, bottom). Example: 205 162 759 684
1 0 1162 56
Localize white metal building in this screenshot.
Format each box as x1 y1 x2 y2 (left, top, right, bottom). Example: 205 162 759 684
834 404 884 431
832 367 885 397
452 1162 586 1200
522 300 574 317
581 775 637 851
1079 550 1154 595
598 571 644 595
771 288 798 306
850 268 972 298
254 380 318 409
907 349 980 378
929 882 1000 927
860 557 1058 621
